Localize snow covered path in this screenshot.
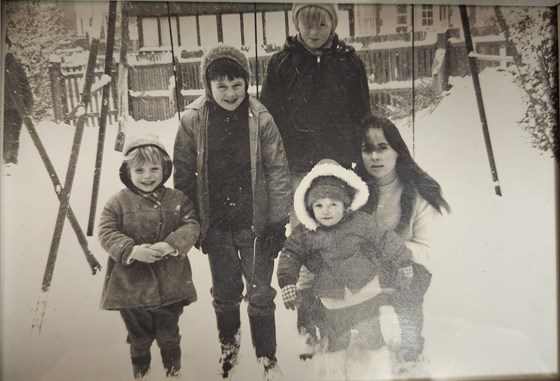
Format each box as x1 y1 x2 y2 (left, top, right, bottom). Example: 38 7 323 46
1 68 557 380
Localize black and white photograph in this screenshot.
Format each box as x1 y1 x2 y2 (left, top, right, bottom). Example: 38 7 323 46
1 1 558 380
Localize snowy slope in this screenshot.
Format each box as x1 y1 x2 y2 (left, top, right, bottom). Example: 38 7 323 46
1 67 557 381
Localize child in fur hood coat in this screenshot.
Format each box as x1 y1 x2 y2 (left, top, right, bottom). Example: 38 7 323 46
98 134 200 380
277 160 413 368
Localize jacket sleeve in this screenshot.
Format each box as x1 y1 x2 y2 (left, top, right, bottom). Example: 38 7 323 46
259 55 286 133
406 199 439 269
349 54 371 151
163 194 200 257
173 111 198 205
98 195 136 264
277 227 309 288
259 112 292 225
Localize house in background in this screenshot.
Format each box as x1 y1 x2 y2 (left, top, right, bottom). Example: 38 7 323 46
73 2 494 54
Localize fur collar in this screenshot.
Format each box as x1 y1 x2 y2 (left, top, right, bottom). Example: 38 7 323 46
294 162 369 231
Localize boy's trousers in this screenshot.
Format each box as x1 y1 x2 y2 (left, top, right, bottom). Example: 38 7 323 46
204 227 278 358
120 301 184 359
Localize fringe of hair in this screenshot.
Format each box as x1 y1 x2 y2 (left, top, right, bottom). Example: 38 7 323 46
124 145 165 167
297 6 331 29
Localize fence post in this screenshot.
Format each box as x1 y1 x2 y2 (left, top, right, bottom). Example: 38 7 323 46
432 31 450 95
48 55 64 122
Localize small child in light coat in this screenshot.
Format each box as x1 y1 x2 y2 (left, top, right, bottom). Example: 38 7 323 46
277 160 413 374
98 134 200 380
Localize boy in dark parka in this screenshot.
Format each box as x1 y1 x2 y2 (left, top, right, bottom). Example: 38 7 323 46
173 44 291 380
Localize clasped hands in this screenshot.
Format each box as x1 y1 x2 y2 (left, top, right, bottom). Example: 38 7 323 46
132 242 177 263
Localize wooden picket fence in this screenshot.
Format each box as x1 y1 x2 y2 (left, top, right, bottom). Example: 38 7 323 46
49 57 119 126
50 29 512 123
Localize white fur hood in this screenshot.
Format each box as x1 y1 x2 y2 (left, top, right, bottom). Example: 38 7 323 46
294 161 369 231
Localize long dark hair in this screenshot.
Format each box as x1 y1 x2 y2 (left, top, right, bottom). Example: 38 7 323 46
355 115 450 233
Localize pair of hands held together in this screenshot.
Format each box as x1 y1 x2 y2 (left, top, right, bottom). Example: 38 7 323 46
280 266 414 310
132 242 178 264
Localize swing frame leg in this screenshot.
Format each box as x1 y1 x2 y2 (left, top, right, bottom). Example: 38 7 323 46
31 38 101 334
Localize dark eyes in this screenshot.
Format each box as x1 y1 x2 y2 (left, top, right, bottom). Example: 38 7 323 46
362 144 389 153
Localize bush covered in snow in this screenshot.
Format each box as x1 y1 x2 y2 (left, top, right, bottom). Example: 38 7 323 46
5 1 77 122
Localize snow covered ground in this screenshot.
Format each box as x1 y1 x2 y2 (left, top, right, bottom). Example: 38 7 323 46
1 68 558 381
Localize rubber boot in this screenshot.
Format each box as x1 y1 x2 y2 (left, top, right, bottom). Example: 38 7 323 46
131 353 151 380
250 314 281 379
161 346 181 378
395 306 424 362
216 310 241 378
249 314 277 359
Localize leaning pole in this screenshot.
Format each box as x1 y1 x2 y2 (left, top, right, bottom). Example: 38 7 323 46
460 5 503 196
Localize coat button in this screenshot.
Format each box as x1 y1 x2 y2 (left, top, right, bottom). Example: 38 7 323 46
153 204 159 209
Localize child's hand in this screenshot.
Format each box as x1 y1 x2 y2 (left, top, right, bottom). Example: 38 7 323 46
396 266 413 290
281 284 300 310
133 244 166 263
149 242 177 256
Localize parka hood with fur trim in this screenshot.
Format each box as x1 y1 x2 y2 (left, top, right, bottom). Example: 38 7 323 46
119 134 173 191
294 160 369 231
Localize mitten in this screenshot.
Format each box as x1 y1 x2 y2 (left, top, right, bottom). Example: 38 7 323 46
396 266 413 290
149 242 177 256
132 244 166 264
281 284 300 310
261 223 287 259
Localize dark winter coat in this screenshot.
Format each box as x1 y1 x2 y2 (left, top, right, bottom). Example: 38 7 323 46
260 35 371 172
99 136 200 310
4 52 33 114
277 161 411 299
173 95 292 242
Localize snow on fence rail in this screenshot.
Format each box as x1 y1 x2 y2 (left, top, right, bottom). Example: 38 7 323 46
49 57 119 126
49 31 512 123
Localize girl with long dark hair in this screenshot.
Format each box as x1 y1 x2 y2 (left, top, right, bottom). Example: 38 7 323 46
355 115 450 363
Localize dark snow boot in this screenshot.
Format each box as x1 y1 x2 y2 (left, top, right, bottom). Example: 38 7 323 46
258 355 282 381
131 353 151 380
395 306 425 362
216 310 241 378
161 346 181 377
249 314 277 359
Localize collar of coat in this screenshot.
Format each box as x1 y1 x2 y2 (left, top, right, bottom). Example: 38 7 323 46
187 94 267 119
284 34 356 56
294 162 369 231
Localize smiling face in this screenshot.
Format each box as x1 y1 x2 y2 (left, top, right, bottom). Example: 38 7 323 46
296 8 333 50
312 197 346 227
130 160 163 193
361 127 399 182
210 76 247 111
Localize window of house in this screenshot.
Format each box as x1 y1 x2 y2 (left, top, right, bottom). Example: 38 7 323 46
439 5 447 21
396 4 408 33
199 15 219 47
179 16 198 51
142 17 159 47
422 5 433 26
265 11 287 47
354 4 375 37
222 13 243 47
